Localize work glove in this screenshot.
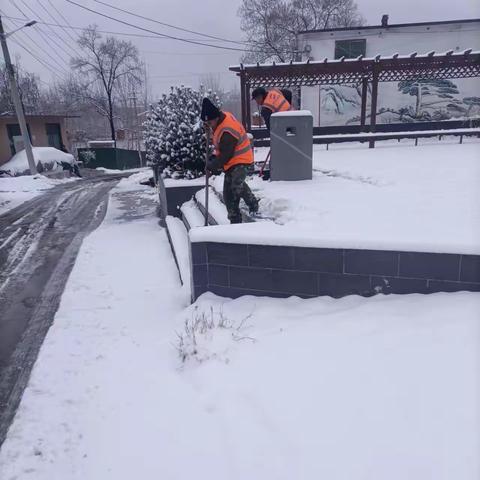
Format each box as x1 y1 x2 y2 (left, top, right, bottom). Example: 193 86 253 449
206 156 221 176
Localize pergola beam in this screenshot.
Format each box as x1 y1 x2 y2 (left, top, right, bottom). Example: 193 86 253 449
231 52 480 129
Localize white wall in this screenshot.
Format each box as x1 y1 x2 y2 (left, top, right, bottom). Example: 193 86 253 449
298 22 480 126
300 22 480 61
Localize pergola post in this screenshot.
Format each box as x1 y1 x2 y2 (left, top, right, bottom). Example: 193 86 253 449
245 83 252 132
369 67 379 148
240 70 247 129
360 77 368 130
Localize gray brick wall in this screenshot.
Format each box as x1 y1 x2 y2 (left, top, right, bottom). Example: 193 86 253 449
191 242 480 301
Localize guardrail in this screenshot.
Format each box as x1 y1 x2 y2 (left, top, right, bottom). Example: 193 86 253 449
254 127 480 148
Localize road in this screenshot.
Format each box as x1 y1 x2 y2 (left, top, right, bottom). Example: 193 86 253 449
0 173 128 445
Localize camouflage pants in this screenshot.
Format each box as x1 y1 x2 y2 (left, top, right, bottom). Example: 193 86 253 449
223 164 258 224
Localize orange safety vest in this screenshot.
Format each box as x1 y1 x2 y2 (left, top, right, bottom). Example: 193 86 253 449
213 112 253 171
263 88 291 113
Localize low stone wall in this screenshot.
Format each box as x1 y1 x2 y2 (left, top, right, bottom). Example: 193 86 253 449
157 179 204 221
191 242 480 301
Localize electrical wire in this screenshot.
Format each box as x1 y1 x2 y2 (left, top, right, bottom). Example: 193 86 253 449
91 0 248 45
37 0 83 56
10 0 75 63
7 35 68 81
17 0 78 58
45 0 83 43
0 14 253 43
63 0 266 53
2 13 71 74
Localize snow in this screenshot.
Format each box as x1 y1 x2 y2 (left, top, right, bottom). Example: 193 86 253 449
314 127 480 139
191 141 480 255
1 147 74 175
0 189 479 480
164 177 205 187
272 110 313 117
230 50 480 69
195 187 230 225
165 215 191 296
0 174 76 216
181 198 207 228
95 167 149 174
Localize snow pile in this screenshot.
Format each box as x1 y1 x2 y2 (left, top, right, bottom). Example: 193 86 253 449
195 186 229 224
96 167 147 174
1 147 75 176
193 141 480 254
0 174 75 215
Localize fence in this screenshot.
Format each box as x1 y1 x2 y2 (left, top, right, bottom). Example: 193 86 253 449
77 147 146 170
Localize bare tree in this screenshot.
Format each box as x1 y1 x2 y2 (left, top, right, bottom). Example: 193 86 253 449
238 0 364 62
0 57 41 114
72 25 142 144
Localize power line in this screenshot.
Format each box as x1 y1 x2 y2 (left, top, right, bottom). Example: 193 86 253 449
2 13 71 74
11 0 75 63
91 0 247 45
0 14 251 43
8 35 68 81
63 0 265 53
17 0 78 58
37 0 83 56
45 0 82 43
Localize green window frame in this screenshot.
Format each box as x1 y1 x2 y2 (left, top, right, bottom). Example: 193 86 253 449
334 39 366 59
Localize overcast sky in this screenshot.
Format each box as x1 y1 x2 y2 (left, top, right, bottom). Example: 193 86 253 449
2 0 479 98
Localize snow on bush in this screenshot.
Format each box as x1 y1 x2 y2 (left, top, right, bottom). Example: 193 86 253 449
143 86 220 179
1 147 74 176
79 149 96 166
175 307 254 365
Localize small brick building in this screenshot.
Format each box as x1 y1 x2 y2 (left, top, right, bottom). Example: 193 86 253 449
0 114 73 167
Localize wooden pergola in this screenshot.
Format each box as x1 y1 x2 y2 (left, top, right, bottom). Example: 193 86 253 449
229 50 480 138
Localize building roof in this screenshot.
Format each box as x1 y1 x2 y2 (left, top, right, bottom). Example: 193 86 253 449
299 18 480 35
0 113 80 119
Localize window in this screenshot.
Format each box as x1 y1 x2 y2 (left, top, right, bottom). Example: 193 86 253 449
6 123 31 155
334 39 366 59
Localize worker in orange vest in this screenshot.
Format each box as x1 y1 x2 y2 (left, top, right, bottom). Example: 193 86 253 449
252 87 292 131
201 97 258 224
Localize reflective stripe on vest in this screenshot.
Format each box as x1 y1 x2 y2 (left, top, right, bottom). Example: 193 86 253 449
263 89 291 113
213 112 253 171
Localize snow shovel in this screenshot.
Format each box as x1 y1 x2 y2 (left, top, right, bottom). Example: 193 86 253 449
204 126 211 226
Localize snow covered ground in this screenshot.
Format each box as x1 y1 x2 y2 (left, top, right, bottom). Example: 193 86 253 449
0 174 76 216
0 147 75 176
200 140 480 254
0 173 479 479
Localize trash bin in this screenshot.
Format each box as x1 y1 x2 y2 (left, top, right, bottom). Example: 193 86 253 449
270 110 313 181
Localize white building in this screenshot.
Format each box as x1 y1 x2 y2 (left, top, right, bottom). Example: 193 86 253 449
298 17 480 126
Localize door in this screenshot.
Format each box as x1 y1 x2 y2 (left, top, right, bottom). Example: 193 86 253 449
46 123 63 150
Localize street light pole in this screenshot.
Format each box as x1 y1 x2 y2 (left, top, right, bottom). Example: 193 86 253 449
0 16 37 174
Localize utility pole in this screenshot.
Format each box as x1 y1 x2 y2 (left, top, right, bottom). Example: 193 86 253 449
130 91 143 167
0 16 37 174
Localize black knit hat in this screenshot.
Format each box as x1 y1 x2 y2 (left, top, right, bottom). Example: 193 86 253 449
251 87 267 100
201 97 220 121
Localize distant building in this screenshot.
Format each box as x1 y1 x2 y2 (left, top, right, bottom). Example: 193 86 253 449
0 114 74 166
298 18 480 126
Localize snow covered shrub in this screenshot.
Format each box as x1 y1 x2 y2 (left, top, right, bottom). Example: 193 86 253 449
143 86 221 179
176 307 254 365
80 149 96 166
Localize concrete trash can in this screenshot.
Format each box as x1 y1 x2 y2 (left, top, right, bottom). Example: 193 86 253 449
270 110 313 181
